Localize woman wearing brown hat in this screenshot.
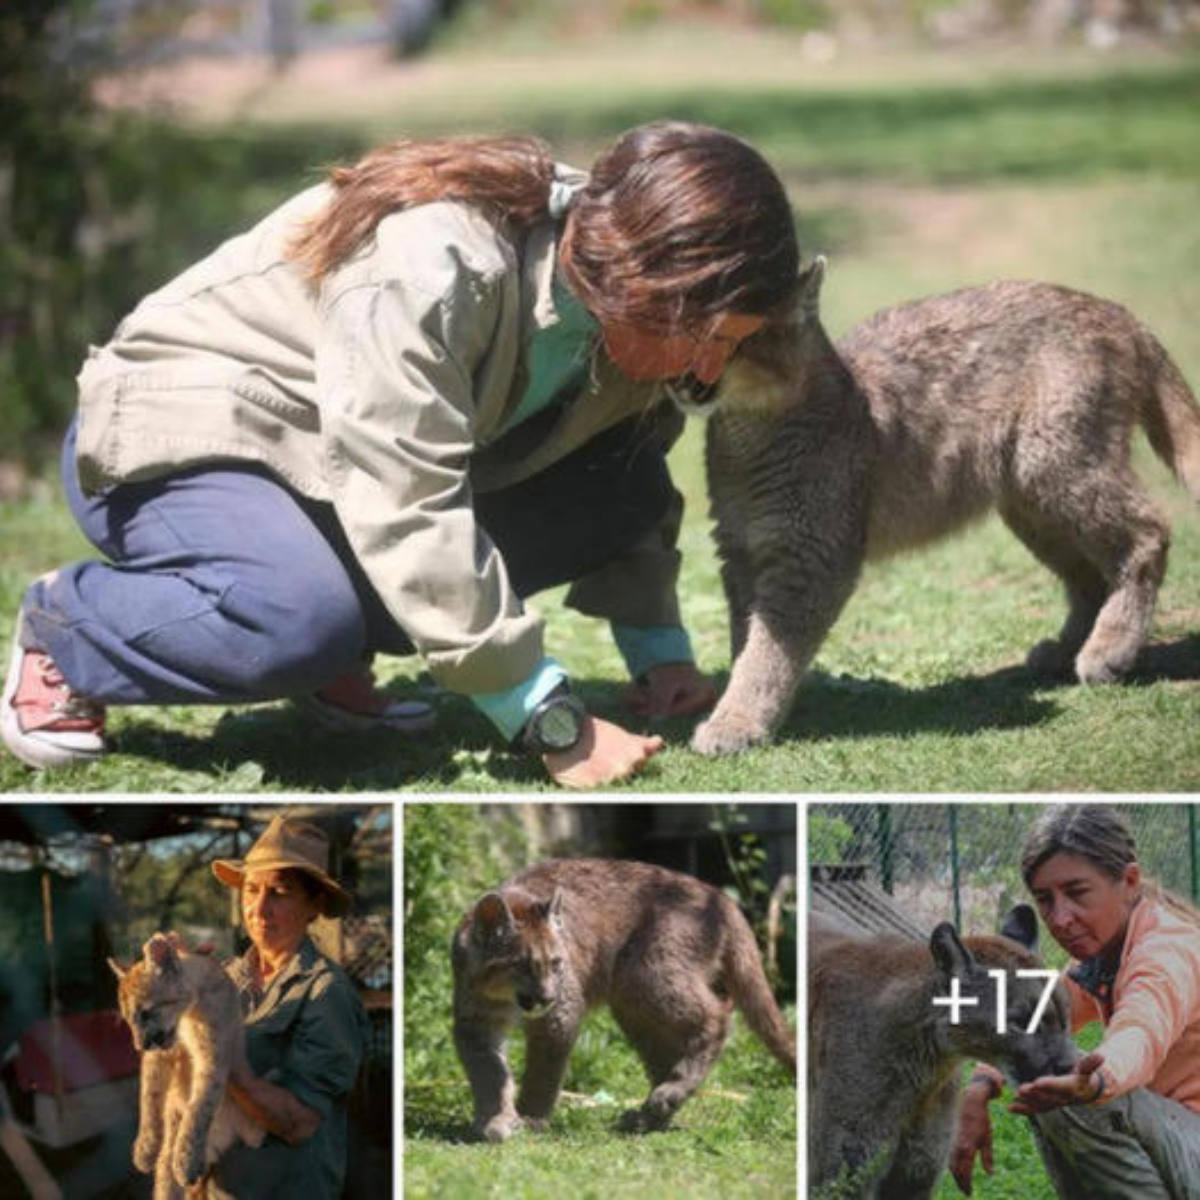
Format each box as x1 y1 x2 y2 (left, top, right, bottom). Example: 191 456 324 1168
207 815 369 1199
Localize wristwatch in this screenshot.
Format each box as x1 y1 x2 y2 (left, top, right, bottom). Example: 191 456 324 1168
521 686 587 755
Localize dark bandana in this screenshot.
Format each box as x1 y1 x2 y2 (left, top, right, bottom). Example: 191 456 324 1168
1067 954 1119 1006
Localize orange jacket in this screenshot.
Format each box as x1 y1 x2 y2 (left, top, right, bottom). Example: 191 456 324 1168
1064 896 1200 1113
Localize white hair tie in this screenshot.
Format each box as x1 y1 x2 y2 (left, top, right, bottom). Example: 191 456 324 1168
547 178 584 221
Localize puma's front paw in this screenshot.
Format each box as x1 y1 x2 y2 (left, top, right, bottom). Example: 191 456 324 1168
690 713 770 756
172 1137 206 1188
1074 637 1137 685
132 1135 158 1175
475 1113 523 1143
617 1103 672 1134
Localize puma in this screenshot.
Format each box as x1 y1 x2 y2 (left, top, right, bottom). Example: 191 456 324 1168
809 905 1078 1198
685 261 1200 754
110 933 263 1200
451 857 795 1141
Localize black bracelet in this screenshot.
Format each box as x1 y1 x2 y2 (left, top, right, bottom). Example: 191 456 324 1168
1087 1070 1106 1103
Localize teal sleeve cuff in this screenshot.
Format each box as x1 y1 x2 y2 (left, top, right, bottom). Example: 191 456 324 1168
471 658 569 742
611 625 694 680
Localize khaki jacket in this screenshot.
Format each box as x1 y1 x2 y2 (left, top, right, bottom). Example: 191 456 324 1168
74 180 684 694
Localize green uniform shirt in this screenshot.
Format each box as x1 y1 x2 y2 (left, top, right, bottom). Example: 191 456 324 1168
210 937 369 1200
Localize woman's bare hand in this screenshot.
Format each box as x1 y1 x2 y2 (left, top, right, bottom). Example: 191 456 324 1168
543 715 664 788
1009 1052 1106 1115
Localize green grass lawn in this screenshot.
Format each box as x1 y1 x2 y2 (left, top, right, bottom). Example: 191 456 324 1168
404 1011 797 1200
2 35 1199 793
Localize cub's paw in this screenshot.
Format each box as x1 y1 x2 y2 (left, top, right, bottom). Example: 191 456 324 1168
172 1141 206 1188
690 714 769 757
475 1114 523 1143
617 1105 672 1135
1074 649 1132 685
131 1136 158 1175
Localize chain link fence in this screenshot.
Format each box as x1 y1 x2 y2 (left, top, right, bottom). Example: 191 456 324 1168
809 802 1200 939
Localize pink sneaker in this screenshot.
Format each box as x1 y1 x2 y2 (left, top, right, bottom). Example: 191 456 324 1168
2 620 107 768
295 666 436 733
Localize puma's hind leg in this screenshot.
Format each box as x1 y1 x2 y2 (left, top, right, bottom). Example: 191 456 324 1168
1073 499 1169 683
609 984 731 1132
1003 472 1169 683
1000 505 1110 679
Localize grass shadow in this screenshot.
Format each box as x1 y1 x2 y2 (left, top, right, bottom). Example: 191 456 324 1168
776 633 1200 745
404 1110 475 1143
778 665 1055 744
32 636 1200 790
1128 633 1200 682
104 677 642 790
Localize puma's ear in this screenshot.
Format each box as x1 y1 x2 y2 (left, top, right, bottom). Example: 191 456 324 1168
1000 903 1039 952
797 255 827 316
107 957 128 981
930 922 976 981
472 893 513 940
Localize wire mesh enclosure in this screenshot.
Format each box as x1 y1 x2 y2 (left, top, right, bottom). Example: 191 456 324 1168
809 802 1200 940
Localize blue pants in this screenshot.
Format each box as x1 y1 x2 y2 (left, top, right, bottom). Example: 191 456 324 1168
22 420 674 705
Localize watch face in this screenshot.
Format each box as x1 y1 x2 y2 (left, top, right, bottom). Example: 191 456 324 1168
537 700 583 751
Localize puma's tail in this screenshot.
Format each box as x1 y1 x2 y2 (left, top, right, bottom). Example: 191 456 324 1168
1143 337 1200 504
724 902 796 1077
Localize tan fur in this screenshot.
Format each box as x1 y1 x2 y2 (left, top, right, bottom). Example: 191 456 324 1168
809 906 1077 1198
691 263 1200 754
451 857 795 1142
109 934 263 1200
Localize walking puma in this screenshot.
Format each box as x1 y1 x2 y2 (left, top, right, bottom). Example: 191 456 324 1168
451 857 795 1142
687 261 1200 754
809 905 1077 1199
110 933 263 1200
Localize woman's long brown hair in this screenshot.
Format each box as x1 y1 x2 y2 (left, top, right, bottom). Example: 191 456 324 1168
288 122 799 330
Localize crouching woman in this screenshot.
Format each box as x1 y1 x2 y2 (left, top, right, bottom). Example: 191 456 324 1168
953 804 1200 1200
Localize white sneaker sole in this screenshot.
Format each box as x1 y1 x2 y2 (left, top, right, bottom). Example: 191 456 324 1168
1 615 107 769
293 693 437 734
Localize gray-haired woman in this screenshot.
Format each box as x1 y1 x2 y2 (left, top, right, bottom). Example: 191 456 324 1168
952 804 1200 1200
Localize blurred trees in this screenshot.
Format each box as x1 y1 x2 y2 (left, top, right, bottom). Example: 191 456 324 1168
0 1 105 471
0 4 370 487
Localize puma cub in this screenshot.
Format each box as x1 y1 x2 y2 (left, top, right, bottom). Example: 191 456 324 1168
689 261 1200 754
809 905 1077 1198
451 857 795 1142
110 933 263 1200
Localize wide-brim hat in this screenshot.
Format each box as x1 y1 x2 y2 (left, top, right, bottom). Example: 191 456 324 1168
212 815 352 918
